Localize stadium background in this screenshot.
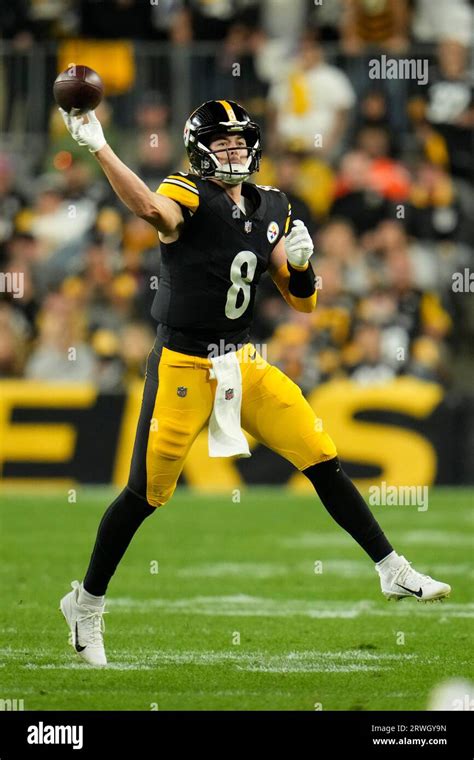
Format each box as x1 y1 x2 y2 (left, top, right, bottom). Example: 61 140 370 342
0 0 473 718
0 0 473 490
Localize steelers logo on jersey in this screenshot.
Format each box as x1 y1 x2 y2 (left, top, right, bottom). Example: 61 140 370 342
267 221 279 243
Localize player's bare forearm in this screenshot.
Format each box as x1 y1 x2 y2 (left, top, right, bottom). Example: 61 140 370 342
94 144 183 233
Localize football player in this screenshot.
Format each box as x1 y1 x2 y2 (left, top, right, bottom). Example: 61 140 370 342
59 100 450 666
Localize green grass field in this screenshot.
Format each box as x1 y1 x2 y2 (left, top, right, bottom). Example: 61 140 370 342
0 486 472 711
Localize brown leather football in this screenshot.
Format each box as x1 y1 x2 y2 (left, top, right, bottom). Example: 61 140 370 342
53 65 104 115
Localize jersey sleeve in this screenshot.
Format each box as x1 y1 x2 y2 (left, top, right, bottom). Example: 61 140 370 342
276 191 292 241
267 190 292 251
155 173 200 214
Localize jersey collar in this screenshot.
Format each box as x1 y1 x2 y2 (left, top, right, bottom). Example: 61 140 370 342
205 179 267 221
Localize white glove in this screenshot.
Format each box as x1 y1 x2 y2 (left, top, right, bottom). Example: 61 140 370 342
59 108 107 153
284 219 314 269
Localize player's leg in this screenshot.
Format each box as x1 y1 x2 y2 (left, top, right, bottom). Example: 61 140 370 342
60 343 214 665
240 349 451 602
240 356 393 561
302 458 450 601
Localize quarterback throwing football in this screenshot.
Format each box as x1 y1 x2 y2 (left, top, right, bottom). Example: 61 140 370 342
59 100 450 666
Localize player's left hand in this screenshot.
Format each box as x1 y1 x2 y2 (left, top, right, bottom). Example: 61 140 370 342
59 107 107 153
284 219 314 269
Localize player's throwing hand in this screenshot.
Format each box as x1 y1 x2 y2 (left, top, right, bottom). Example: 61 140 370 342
59 107 107 153
284 219 314 269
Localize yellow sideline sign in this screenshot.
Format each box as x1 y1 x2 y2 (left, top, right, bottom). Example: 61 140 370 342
0 381 96 465
295 377 443 492
0 378 444 489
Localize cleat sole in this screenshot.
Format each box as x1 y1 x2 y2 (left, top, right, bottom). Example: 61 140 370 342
383 592 451 603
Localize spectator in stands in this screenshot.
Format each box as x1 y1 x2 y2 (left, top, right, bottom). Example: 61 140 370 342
339 0 411 133
340 0 410 54
248 27 293 99
61 237 123 334
79 0 155 39
149 0 186 42
0 302 28 377
24 175 97 273
118 321 156 381
0 253 39 335
25 292 97 382
132 92 175 186
0 0 75 132
412 0 473 47
355 287 410 371
120 215 161 325
330 150 393 233
317 219 374 296
384 247 452 344
61 161 98 203
272 152 315 234
407 160 473 244
267 323 319 394
344 321 397 385
352 87 393 137
422 38 474 181
267 30 356 158
214 22 269 104
0 155 26 261
307 0 343 43
258 0 307 43
175 0 254 42
355 124 411 202
406 335 449 385
310 257 354 354
256 145 336 221
90 328 124 392
372 220 439 291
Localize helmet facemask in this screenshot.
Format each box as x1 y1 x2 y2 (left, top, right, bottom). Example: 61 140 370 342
198 136 260 185
184 116 262 184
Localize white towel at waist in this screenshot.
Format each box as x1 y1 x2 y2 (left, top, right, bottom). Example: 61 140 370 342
208 351 251 458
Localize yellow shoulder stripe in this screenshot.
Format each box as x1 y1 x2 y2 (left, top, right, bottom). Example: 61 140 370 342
156 182 200 211
168 174 197 189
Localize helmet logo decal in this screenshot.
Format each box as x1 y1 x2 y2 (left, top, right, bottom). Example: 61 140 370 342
183 120 191 147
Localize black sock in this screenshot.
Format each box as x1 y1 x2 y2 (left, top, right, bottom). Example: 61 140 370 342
83 486 156 596
302 457 393 562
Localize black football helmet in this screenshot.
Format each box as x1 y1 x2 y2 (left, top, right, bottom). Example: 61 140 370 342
183 99 262 185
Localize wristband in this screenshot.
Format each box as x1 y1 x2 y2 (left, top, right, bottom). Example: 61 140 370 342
287 260 316 298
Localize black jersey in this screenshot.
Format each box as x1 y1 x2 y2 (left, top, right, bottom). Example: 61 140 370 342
151 172 291 356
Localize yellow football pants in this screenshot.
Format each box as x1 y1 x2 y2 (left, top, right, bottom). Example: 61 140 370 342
128 342 337 507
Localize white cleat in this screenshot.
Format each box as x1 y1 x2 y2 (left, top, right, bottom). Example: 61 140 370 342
378 556 451 602
59 580 108 666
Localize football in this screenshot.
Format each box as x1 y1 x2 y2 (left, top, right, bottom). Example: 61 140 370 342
53 65 104 114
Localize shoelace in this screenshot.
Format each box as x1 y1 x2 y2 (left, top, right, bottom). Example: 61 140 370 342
392 561 432 587
77 609 108 647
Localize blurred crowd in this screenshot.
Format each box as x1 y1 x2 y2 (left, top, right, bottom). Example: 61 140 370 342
0 0 473 391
